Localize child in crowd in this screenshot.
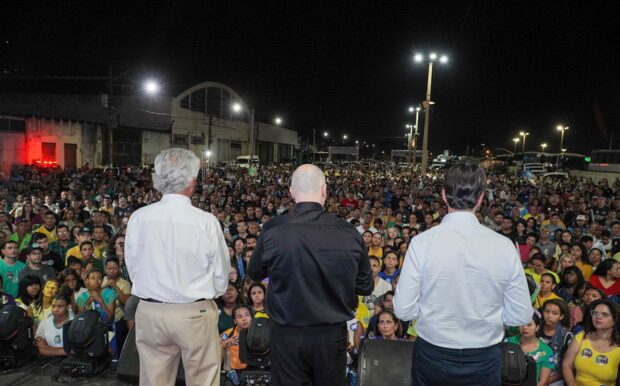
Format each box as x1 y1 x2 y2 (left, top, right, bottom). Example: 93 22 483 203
35 290 73 357
75 268 116 324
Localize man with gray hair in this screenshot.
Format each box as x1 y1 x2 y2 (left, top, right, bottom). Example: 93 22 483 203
125 148 230 386
248 164 373 386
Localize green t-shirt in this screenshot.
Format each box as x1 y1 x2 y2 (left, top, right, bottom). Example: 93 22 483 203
0 259 27 297
506 335 554 382
9 233 32 252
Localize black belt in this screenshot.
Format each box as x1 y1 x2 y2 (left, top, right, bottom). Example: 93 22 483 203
140 297 207 304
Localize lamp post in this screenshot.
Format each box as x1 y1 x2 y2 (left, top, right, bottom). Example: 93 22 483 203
556 125 569 151
513 137 520 153
232 102 255 161
414 53 448 174
540 143 547 152
274 117 282 125
408 106 421 165
519 131 529 152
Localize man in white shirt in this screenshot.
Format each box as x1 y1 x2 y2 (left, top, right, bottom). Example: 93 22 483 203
394 163 531 386
125 148 230 386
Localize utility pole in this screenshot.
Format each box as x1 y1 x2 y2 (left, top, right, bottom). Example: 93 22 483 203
312 128 316 163
107 66 114 166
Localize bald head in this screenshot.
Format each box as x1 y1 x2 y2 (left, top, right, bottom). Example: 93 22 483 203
290 164 326 205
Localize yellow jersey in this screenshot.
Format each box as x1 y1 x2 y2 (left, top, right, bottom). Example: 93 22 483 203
573 332 620 386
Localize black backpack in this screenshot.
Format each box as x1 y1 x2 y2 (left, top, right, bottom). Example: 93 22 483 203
245 317 270 356
501 342 529 386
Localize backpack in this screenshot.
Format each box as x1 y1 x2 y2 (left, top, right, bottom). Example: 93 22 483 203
501 342 528 386
245 316 270 356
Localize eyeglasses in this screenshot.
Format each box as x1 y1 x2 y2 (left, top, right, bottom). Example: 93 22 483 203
591 310 612 319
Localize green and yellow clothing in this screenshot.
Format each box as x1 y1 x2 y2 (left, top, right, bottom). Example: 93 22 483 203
9 232 31 252
573 332 620 386
534 291 561 310
506 335 554 382
575 261 593 280
34 225 57 243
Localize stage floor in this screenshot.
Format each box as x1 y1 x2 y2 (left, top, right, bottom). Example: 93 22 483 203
0 359 133 386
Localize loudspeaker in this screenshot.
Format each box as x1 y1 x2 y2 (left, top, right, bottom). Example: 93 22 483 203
116 327 185 385
357 339 414 386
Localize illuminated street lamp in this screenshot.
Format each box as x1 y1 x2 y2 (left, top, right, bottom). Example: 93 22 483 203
556 125 569 151
540 143 547 152
343 134 348 140
519 131 529 152
512 137 520 153
144 79 160 95
274 117 282 125
414 52 449 173
408 106 421 164
231 102 255 159
323 131 328 137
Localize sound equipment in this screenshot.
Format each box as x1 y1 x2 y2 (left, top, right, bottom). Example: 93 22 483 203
116 327 185 385
0 305 36 369
357 339 414 386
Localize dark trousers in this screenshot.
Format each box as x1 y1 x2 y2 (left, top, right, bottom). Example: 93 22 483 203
412 337 502 386
270 322 347 386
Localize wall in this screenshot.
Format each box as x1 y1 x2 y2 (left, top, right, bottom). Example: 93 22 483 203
25 118 83 168
0 132 26 174
569 170 620 183
142 130 171 165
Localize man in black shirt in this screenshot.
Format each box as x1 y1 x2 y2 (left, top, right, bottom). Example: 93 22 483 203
248 164 373 386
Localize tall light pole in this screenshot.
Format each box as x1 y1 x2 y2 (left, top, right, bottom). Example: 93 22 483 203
415 52 448 174
232 102 255 160
540 143 547 152
519 131 529 152
556 125 569 150
408 106 421 165
513 137 520 153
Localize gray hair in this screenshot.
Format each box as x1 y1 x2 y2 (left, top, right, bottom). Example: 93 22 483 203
152 148 200 194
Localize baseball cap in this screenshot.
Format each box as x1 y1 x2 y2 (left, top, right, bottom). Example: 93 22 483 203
576 215 587 221
78 227 91 235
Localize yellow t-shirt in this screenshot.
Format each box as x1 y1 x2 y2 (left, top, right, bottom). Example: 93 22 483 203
102 277 131 322
534 292 561 309
523 268 560 286
355 299 371 329
65 245 104 264
573 331 620 386
575 261 593 280
368 246 383 259
34 225 57 243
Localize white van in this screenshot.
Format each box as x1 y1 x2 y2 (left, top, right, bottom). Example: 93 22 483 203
236 155 259 168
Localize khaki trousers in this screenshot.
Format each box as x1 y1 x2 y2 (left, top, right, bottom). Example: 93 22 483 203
135 299 220 386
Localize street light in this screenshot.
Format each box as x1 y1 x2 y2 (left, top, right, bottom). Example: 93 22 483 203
343 134 348 141
231 102 255 160
512 137 520 153
408 106 421 164
519 131 529 152
414 52 449 173
556 125 569 150
541 143 547 152
274 117 282 125
143 80 160 95
323 131 328 137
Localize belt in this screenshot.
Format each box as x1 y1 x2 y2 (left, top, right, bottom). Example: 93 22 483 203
139 297 207 304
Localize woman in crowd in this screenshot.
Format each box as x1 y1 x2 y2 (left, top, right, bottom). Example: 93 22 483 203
35 290 72 357
220 304 253 372
70 225 82 243
218 283 239 333
558 254 576 275
75 268 116 323
60 208 76 229
538 299 572 385
57 267 87 311
526 253 558 285
12 201 36 225
506 313 554 386
371 309 403 341
368 232 384 258
362 231 373 251
570 242 592 280
385 227 400 249
229 265 243 293
534 273 562 309
588 259 620 298
562 299 620 386
28 278 60 328
570 286 605 332
15 275 41 310
248 282 267 315
557 266 585 303
379 251 400 284
515 219 528 245
588 247 605 272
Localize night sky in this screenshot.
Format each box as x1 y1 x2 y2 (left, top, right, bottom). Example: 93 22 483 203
2 1 619 155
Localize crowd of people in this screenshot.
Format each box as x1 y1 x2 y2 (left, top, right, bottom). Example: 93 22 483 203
1 160 620 385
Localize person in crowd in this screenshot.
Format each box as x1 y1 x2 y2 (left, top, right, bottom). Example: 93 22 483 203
19 244 56 284
587 247 604 272
65 228 99 263
34 210 58 243
538 298 572 385
247 164 372 386
525 253 560 285
558 254 576 275
220 304 253 372
1 240 27 297
35 290 72 357
78 241 104 273
9 219 32 252
28 278 60 329
102 257 131 353
379 250 400 284
537 226 558 262
217 283 239 333
228 265 243 293
105 233 130 282
570 242 593 280
247 282 266 316
562 299 620 386
57 267 86 312
368 232 384 258
588 259 620 298
569 286 605 331
557 266 586 302
506 313 554 386
372 309 403 341
362 230 373 250
49 224 76 271
15 275 41 310
534 273 562 309
60 208 77 229
75 268 116 323
394 163 531 386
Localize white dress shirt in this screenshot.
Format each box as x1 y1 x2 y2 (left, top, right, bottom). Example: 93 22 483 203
394 211 531 349
125 194 230 303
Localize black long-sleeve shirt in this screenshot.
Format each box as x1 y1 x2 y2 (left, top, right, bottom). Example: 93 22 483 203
247 202 373 327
